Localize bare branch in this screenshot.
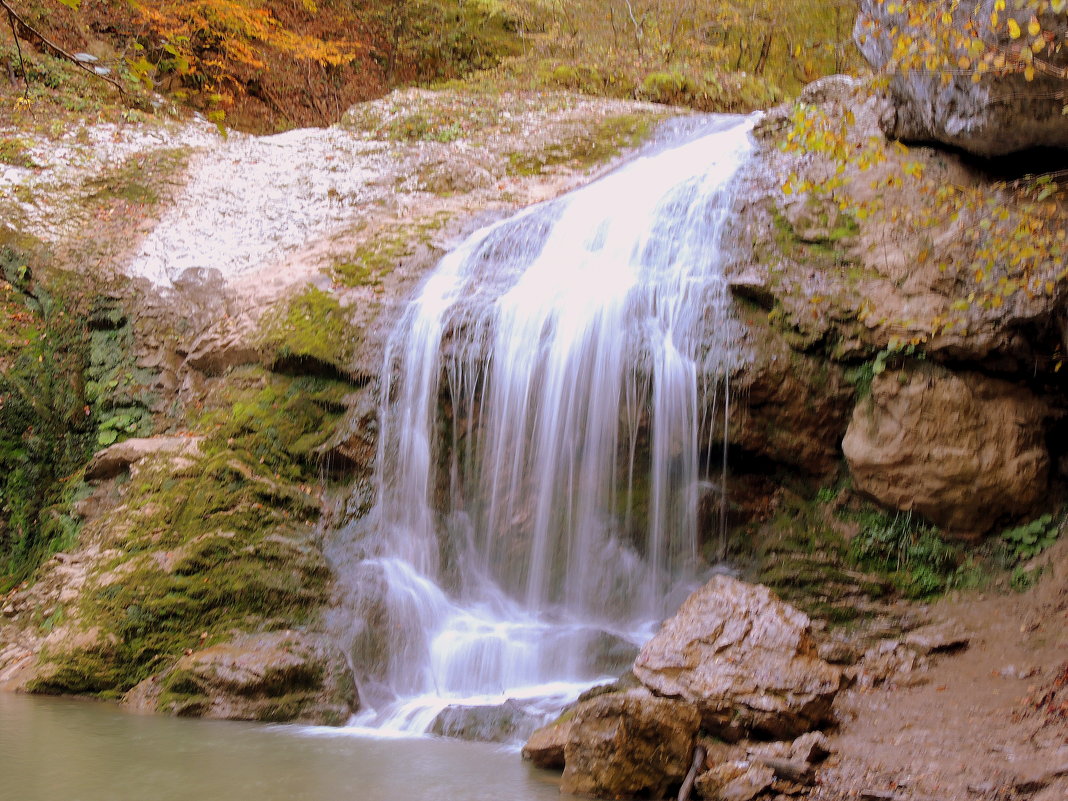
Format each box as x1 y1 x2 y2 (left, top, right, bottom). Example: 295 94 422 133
0 0 128 97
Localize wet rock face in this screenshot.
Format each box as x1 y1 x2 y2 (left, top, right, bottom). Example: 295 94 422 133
854 0 1068 156
123 631 358 726
633 575 841 740
560 688 701 799
843 363 1049 534
428 700 541 744
521 717 573 769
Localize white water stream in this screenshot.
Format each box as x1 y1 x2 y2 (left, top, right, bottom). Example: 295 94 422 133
335 115 756 737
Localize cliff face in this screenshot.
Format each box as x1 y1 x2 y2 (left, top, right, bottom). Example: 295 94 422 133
0 86 674 716
1 32 1067 726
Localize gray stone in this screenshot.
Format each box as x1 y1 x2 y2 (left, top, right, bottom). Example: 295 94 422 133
855 0 1068 156
428 699 539 743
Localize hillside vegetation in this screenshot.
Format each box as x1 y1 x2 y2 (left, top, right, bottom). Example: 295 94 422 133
1 0 860 132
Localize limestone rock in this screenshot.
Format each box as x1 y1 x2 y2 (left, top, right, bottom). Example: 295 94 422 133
560 688 701 798
429 699 540 743
85 436 203 480
696 762 775 801
855 0 1068 156
790 731 832 764
633 575 841 740
522 717 573 769
843 363 1048 533
124 631 357 725
902 622 970 655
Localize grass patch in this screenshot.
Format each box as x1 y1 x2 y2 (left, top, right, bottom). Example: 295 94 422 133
845 509 982 599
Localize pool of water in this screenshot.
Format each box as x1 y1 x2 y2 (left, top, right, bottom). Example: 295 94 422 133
0 692 576 801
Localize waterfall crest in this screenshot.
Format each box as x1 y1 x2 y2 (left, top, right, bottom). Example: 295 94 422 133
334 114 756 734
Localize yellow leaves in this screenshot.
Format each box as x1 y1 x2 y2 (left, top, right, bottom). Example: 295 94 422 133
957 54 972 69
903 161 925 178
1027 16 1041 37
1025 65 1036 81
1053 0 1067 13
1008 18 1021 39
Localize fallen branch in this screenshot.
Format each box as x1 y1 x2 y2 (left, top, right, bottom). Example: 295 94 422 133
0 0 127 97
677 744 706 801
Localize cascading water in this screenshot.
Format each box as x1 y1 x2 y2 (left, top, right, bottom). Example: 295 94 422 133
332 114 756 736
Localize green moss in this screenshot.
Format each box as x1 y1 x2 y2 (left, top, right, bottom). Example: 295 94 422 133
29 357 351 698
0 243 101 590
0 137 40 169
331 213 453 288
752 489 892 624
257 287 356 374
82 147 191 208
506 112 659 176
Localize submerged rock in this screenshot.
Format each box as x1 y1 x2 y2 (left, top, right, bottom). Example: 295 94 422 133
428 699 540 743
843 363 1048 534
123 631 357 725
855 0 1068 156
633 575 841 740
560 688 701 799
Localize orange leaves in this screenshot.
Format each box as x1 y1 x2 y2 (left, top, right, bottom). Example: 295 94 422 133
128 0 361 113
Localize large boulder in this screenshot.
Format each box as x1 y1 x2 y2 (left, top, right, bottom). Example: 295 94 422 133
843 363 1048 533
560 689 701 799
854 0 1068 156
123 631 358 725
633 576 841 740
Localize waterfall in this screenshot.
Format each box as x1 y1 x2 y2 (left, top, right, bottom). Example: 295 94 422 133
332 114 756 736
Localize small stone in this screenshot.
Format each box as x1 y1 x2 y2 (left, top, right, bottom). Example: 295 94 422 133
73 52 99 63
902 623 970 655
789 731 832 764
817 641 862 665
998 665 1038 680
967 782 995 795
859 791 903 801
1 604 16 617
719 765 776 801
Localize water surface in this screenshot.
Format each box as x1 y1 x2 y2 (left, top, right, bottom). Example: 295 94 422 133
0 692 573 801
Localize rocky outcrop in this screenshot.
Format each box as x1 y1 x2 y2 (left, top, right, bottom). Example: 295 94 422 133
521 717 573 769
843 363 1049 533
854 0 1068 156
123 631 357 725
559 688 701 799
633 575 841 740
84 435 203 480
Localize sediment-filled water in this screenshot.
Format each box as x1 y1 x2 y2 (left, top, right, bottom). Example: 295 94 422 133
332 115 756 735
0 692 572 801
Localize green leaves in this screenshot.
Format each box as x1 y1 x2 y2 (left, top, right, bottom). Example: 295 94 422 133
1001 514 1060 562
